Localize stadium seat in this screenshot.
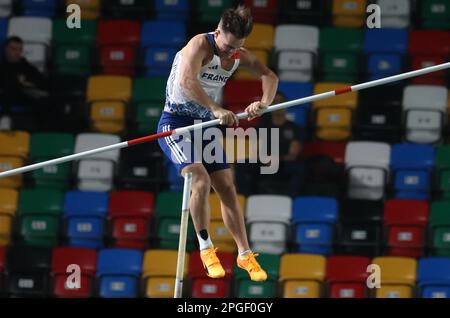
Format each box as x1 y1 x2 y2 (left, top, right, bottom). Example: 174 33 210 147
103 0 152 19
17 189 64 247
52 19 96 76
279 0 328 25
63 191 108 248
244 0 278 24
52 247 97 298
429 201 450 256
22 0 56 17
7 17 52 72
209 193 246 253
245 23 274 52
0 156 24 189
234 50 269 80
155 192 196 251
301 141 346 164
355 85 403 143
319 27 363 83
277 82 313 129
97 20 141 76
29 133 74 189
189 250 233 298
196 0 234 24
74 133 121 192
332 0 367 28
436 145 450 199
131 77 166 134
337 199 383 257
65 0 100 20
376 0 411 28
0 0 12 17
6 246 52 297
154 0 189 21
384 199 429 258
363 29 408 80
0 188 18 246
274 25 319 82
279 254 326 298
0 131 30 158
313 82 358 141
326 256 371 298
0 18 7 43
345 142 391 200
108 191 154 249
390 144 435 199
292 197 338 255
402 85 448 144
417 257 450 298
246 195 292 255
142 249 189 298
419 0 450 29
372 256 417 298
233 253 280 298
87 76 132 134
96 248 143 298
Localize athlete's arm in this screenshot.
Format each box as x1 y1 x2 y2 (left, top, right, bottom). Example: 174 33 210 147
179 35 238 126
239 48 279 119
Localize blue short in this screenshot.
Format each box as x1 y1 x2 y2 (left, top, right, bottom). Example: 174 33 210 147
157 111 229 175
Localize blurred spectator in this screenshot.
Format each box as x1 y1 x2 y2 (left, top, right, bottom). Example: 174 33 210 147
0 36 49 105
235 92 304 197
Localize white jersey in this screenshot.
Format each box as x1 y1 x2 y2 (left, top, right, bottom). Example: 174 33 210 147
165 33 240 119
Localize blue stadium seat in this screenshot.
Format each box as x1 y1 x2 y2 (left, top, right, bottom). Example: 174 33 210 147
0 19 7 42
277 82 313 128
22 0 56 17
418 258 450 298
292 197 338 255
141 21 186 48
364 29 408 79
390 144 435 200
143 47 178 77
96 249 143 298
154 0 189 21
63 191 109 249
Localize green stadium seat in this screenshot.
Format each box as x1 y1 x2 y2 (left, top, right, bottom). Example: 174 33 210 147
17 189 64 247
155 192 196 251
319 27 363 82
197 0 235 25
430 201 450 256
420 0 450 30
435 145 450 199
132 78 166 134
29 133 75 189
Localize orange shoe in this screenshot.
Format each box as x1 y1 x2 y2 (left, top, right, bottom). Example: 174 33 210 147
237 252 268 282
200 247 226 279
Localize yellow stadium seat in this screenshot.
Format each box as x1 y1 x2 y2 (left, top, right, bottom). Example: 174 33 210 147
332 0 367 28
210 220 236 253
373 257 417 298
87 76 131 134
66 0 100 19
284 281 321 298
245 24 274 51
313 82 358 109
315 108 352 141
0 131 30 158
235 50 269 80
0 189 18 246
209 193 246 220
142 250 189 298
0 157 24 189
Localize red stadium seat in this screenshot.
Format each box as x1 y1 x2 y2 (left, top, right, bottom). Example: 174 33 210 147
384 200 429 258
243 0 279 24
96 20 141 76
411 55 447 85
189 251 234 298
326 256 371 298
301 141 346 164
51 247 97 298
108 191 154 249
0 247 5 291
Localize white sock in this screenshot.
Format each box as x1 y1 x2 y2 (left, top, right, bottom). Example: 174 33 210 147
239 249 252 259
197 231 213 251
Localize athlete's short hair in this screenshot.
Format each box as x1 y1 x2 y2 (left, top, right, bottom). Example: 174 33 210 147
219 5 253 39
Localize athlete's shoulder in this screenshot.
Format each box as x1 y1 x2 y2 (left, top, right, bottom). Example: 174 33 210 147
186 33 210 52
